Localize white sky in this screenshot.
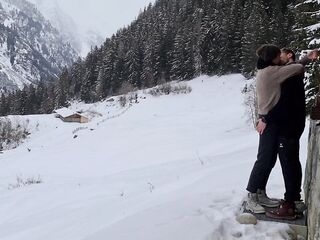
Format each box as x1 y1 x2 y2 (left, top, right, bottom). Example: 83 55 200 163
54 0 155 37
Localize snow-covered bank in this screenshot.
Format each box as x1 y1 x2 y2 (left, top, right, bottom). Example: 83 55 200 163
0 75 309 240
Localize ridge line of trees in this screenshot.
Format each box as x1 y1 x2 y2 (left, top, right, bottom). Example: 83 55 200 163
3 0 318 116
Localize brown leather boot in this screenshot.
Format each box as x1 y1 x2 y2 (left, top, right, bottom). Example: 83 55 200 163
265 200 296 220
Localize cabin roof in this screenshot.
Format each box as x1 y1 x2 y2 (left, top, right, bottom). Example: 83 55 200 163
54 108 91 120
53 108 75 118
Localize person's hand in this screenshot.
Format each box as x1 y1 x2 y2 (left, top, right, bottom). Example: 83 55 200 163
307 49 320 60
256 118 267 135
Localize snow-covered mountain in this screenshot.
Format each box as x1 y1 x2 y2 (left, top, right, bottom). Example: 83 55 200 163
27 0 104 56
0 0 78 91
0 75 309 240
28 0 155 56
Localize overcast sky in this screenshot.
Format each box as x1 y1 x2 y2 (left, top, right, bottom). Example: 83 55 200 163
54 0 155 37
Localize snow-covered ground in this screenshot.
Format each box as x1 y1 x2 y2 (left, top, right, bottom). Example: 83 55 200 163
0 75 309 240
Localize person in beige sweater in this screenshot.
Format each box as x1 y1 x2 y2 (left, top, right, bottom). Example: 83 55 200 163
245 44 319 216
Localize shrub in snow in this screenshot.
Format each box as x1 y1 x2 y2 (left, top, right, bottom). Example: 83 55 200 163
118 93 138 108
72 127 88 135
118 82 137 95
0 117 30 151
148 82 192 96
8 175 43 190
119 96 128 107
242 79 258 128
129 93 138 103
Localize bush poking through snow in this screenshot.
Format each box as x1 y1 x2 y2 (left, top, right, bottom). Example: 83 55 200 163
8 175 43 190
118 82 137 95
119 96 128 107
118 93 139 108
242 80 258 128
148 82 192 96
72 127 88 135
0 117 30 151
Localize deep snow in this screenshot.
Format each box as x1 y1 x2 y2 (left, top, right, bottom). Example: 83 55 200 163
0 75 309 240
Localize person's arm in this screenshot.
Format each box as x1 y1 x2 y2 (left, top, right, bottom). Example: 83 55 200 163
256 96 285 134
273 64 304 84
256 109 280 135
256 110 282 135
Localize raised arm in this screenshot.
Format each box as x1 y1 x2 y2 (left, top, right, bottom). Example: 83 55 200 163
273 64 304 84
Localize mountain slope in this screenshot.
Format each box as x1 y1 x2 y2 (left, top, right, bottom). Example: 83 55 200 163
27 0 104 56
0 75 309 240
0 0 77 91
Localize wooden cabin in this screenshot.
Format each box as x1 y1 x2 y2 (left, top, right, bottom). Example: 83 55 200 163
63 113 89 123
54 108 89 123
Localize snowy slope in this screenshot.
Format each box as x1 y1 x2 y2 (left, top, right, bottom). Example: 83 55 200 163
0 75 309 240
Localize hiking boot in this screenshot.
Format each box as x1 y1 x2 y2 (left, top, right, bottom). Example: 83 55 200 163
265 200 296 220
245 193 265 214
257 189 280 208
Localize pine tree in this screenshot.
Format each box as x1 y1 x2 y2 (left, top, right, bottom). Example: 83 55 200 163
292 0 320 113
305 61 320 113
16 87 28 115
55 68 69 107
125 38 143 88
228 0 244 72
241 0 269 76
191 7 203 77
26 84 36 114
0 93 8 116
141 42 155 87
95 68 106 100
268 0 287 46
171 27 187 80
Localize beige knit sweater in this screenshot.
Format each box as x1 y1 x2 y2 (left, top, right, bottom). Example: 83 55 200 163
256 58 309 115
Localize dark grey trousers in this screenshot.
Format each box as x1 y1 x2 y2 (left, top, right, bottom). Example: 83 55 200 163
278 137 302 201
246 123 302 202
246 123 279 194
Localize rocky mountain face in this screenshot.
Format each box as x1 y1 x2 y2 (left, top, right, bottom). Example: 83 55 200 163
27 0 104 57
0 0 78 91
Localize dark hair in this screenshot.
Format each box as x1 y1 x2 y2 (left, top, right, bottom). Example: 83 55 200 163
281 48 296 61
256 44 281 63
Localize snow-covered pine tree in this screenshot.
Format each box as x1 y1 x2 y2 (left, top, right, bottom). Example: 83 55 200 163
292 0 320 113
241 0 269 76
55 68 69 108
228 0 244 72
95 68 105 100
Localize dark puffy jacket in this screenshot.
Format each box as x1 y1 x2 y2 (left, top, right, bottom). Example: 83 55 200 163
264 64 306 139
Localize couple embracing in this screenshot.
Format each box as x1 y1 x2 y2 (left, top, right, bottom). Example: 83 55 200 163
245 44 319 220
